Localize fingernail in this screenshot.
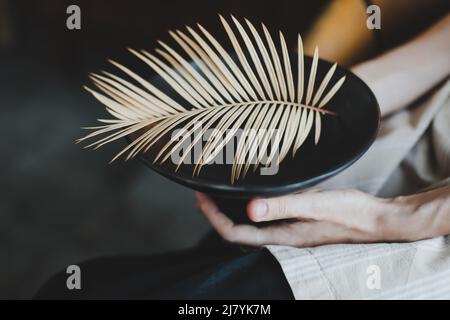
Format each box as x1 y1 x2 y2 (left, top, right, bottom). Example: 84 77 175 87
252 200 268 220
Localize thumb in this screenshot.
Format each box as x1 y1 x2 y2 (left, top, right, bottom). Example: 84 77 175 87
248 194 304 222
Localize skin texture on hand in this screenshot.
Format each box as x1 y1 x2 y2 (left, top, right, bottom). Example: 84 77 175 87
196 190 399 247
196 185 450 248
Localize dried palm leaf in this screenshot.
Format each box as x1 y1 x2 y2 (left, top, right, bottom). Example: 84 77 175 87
78 15 346 183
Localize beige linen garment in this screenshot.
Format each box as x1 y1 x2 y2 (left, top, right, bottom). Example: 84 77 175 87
267 79 450 300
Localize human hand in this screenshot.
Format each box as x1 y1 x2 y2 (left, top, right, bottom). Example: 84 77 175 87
195 189 425 247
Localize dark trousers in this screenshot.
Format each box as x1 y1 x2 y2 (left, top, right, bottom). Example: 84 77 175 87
35 232 294 299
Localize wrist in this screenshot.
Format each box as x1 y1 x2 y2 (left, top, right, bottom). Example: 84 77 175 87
378 196 419 241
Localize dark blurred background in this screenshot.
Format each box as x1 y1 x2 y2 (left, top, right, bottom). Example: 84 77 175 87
1 0 446 299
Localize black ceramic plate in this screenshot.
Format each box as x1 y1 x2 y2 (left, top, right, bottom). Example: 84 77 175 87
130 55 380 199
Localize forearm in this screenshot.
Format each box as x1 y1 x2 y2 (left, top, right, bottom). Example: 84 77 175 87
387 185 450 241
353 14 450 117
